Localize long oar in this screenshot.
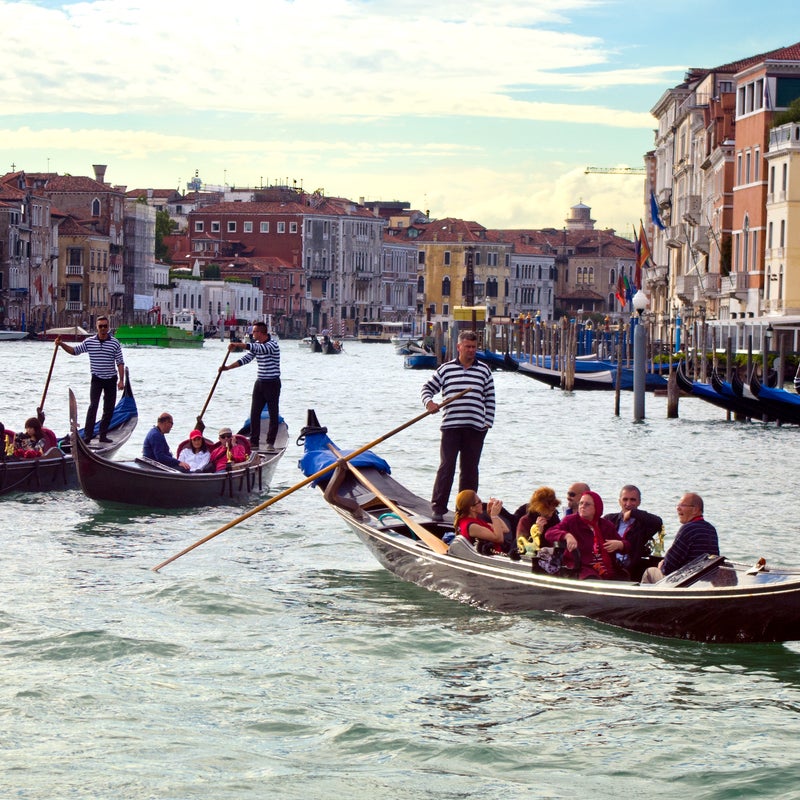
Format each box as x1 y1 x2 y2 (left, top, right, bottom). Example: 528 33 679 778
328 444 448 554
37 342 59 422
195 350 231 431
151 387 471 572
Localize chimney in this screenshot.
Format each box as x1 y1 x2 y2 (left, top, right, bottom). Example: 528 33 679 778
93 164 107 184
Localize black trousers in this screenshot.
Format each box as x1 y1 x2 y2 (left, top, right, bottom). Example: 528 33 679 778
85 374 117 441
431 426 487 515
249 378 281 446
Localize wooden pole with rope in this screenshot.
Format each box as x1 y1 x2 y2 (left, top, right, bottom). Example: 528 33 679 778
37 341 59 422
195 349 231 432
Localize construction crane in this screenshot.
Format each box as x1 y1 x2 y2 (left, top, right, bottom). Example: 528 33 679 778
585 166 646 175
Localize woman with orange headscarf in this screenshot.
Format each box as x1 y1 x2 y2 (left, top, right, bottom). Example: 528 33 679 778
544 490 629 579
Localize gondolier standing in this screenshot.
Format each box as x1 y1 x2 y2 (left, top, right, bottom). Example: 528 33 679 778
56 315 124 444
221 321 281 452
421 329 495 522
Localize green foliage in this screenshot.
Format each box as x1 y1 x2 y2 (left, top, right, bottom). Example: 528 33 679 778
155 209 174 262
772 97 800 127
204 263 220 280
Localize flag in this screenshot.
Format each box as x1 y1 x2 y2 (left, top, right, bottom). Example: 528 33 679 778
635 223 651 290
616 274 626 308
650 190 666 230
623 275 633 305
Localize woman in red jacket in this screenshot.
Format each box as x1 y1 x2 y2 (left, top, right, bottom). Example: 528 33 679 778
453 489 509 552
545 490 629 579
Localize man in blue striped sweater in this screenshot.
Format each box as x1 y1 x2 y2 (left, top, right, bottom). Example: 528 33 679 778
222 321 281 452
421 330 495 522
56 316 125 444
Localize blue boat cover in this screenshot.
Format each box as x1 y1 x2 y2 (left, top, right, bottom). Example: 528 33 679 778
298 430 391 485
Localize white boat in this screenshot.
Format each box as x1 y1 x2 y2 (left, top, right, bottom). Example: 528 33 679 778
0 330 28 341
359 321 408 343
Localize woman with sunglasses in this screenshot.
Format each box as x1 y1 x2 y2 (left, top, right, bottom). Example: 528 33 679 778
209 427 248 472
452 489 509 554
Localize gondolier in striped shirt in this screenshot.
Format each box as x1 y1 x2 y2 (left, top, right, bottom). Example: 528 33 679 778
421 329 495 522
222 321 281 452
56 316 125 444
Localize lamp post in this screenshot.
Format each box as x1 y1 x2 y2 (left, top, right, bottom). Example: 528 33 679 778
632 289 647 421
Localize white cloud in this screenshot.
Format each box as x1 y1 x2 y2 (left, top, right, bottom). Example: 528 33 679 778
0 0 669 125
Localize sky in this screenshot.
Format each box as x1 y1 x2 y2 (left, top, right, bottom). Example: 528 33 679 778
2 0 798 235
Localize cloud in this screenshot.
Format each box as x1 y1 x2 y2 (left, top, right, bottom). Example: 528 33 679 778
1 0 667 125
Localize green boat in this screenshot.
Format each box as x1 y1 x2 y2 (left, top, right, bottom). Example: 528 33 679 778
115 310 204 348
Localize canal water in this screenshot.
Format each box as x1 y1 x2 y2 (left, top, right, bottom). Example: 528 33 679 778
2 338 800 799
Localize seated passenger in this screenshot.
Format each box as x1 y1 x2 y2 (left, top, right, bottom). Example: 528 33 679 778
177 429 211 473
603 484 663 579
545 490 629 580
209 427 248 472
13 417 48 457
142 412 190 471
641 493 719 583
453 489 509 554
515 486 561 546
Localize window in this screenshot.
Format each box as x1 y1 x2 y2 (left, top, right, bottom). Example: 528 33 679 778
244 221 253 233
474 252 481 267
277 222 285 233
92 198 100 216
442 276 451 296
444 251 451 266
260 221 269 233
418 251 425 264
227 221 236 233
195 221 204 232
289 222 297 233
211 221 220 233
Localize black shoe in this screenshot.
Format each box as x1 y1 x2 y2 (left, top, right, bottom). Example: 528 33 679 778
431 511 445 523
98 436 113 443
83 436 93 444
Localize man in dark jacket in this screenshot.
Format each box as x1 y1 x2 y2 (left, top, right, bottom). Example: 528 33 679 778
641 493 719 583
603 484 663 578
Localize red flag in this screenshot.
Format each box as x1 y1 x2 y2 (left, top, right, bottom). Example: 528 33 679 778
635 223 651 290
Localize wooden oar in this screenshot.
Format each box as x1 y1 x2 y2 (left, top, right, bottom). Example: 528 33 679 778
195 350 231 431
37 342 59 421
151 387 471 571
328 444 448 555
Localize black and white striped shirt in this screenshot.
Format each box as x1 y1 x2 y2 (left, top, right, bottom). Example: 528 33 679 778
421 358 495 430
237 338 281 380
73 335 124 379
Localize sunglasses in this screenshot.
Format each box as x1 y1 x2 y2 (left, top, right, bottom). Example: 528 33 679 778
220 433 232 439
97 324 109 329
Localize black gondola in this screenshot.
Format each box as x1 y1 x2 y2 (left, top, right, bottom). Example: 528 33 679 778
299 409 800 644
1 371 138 497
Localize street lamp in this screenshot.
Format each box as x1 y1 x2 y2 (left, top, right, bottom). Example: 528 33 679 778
632 290 647 421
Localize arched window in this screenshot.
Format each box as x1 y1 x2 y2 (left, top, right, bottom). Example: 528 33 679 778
91 198 101 216
441 276 451 296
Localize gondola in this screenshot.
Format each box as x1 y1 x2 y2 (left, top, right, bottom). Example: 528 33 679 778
749 372 800 425
676 362 767 419
298 410 800 643
69 390 288 508
514 359 667 391
0 371 138 497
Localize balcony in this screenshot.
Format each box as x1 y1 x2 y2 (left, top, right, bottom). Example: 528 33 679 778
305 291 328 301
701 272 721 296
675 274 699 302
692 226 709 254
723 271 749 298
665 225 685 249
66 264 84 276
65 301 83 311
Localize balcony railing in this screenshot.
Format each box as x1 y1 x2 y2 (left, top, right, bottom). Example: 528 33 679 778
723 271 749 296
65 301 83 311
675 274 699 301
66 264 83 276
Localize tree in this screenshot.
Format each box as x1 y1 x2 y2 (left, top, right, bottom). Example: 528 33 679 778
772 97 800 127
155 209 174 262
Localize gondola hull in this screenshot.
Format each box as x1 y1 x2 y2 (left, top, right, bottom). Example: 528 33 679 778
300 410 800 644
70 391 286 508
0 373 138 497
